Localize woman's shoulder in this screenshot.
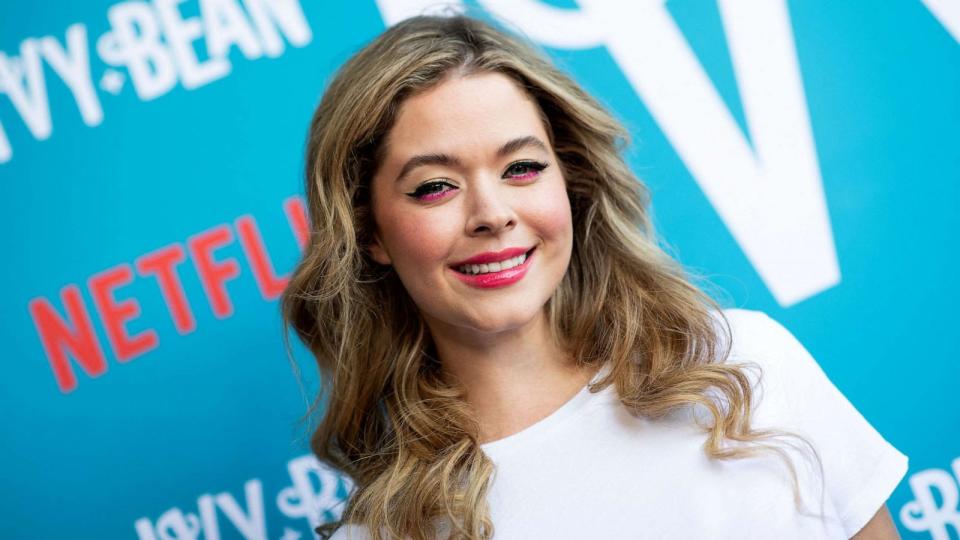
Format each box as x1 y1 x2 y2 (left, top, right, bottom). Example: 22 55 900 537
709 307 794 354
706 307 834 414
708 307 817 377
328 524 370 540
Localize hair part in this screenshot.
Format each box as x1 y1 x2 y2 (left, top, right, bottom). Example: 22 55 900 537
281 14 825 540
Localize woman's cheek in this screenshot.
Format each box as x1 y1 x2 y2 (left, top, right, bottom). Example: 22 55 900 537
525 182 573 240
391 208 460 269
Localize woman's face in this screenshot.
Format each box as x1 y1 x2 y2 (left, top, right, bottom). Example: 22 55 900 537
368 71 573 338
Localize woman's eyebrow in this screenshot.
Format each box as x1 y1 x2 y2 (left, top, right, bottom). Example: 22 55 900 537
396 153 462 183
496 135 548 158
394 135 549 183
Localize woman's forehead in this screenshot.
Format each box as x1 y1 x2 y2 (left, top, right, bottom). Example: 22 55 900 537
383 72 550 162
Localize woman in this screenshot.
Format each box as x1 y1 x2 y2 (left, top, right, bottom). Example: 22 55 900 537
281 14 908 540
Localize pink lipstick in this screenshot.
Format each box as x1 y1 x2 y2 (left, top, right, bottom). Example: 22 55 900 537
449 246 535 289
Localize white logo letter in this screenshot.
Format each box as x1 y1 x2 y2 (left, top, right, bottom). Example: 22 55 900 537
900 459 960 540
39 24 104 128
98 2 179 101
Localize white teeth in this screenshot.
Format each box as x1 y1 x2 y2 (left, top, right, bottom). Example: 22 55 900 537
457 252 528 275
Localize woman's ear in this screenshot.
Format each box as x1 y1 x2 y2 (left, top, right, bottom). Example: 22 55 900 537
367 232 392 266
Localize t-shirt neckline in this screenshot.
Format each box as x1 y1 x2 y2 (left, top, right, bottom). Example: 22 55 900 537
479 363 612 457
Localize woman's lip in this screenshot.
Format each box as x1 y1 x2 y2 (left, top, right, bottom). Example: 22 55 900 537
449 248 534 289
449 246 532 267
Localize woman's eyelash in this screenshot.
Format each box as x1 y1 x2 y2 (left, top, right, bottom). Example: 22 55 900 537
503 160 549 179
406 161 549 201
407 180 457 201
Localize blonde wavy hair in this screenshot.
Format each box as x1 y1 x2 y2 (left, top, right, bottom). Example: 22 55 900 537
281 13 825 540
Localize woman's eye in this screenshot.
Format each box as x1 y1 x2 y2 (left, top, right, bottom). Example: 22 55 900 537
504 160 549 180
405 163 546 202
407 180 457 202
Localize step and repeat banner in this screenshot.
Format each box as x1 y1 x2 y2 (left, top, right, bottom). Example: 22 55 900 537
1 1 957 538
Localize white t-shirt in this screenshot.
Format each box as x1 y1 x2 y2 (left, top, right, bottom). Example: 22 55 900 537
332 308 909 539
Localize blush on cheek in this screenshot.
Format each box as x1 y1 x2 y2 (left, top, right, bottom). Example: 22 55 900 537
381 208 461 273
529 187 573 237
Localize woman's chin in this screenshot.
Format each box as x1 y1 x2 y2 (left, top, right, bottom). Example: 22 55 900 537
457 307 547 337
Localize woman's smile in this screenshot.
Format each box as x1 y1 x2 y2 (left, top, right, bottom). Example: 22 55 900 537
448 246 537 289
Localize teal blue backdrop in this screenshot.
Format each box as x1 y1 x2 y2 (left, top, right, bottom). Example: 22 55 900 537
1 1 957 539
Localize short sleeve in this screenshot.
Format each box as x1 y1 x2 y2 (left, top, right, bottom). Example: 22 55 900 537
722 309 909 538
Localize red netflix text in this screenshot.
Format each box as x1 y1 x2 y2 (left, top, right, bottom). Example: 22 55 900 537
28 196 310 393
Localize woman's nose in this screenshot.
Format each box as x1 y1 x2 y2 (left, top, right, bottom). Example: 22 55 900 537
464 179 517 236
